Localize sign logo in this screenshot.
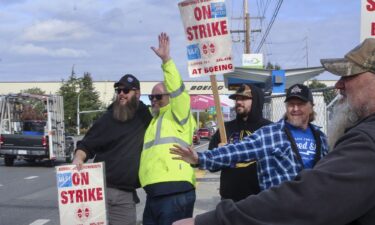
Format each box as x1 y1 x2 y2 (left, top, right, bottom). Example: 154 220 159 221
57 173 72 188
290 86 302 94
75 205 92 222
187 44 201 60
202 42 216 56
211 2 226 18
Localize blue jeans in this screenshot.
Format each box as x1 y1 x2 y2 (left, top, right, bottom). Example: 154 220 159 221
143 189 196 225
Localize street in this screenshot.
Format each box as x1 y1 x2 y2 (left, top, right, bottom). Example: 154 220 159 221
0 140 220 225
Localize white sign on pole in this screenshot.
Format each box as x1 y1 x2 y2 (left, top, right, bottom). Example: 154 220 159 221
361 0 375 41
179 0 234 78
56 162 107 225
242 54 264 68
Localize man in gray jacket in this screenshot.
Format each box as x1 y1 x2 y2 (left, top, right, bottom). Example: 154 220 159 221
173 38 375 225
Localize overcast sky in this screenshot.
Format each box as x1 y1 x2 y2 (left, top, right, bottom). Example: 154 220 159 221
0 0 361 82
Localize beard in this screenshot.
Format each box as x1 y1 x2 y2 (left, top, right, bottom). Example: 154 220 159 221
113 95 139 122
287 116 306 128
328 95 359 149
235 105 250 119
151 107 159 117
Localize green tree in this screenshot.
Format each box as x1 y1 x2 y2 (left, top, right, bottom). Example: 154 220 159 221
265 62 281 70
79 72 104 130
58 71 104 135
308 79 337 104
19 87 46 119
21 87 45 95
58 73 81 135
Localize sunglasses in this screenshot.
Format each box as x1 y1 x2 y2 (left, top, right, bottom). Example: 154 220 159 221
148 94 169 101
115 88 131 94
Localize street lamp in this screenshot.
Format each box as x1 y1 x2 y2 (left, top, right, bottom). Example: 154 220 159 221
76 91 84 135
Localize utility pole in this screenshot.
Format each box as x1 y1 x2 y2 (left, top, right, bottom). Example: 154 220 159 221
304 36 309 67
230 1 262 53
244 0 250 54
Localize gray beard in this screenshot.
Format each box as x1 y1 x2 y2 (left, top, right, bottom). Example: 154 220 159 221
328 96 359 149
113 96 138 122
151 107 159 117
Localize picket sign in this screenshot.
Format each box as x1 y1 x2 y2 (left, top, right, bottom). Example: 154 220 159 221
56 162 107 225
179 0 234 143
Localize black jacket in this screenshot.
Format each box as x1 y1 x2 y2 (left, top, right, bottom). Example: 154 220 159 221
208 84 272 202
197 113 375 225
77 101 152 191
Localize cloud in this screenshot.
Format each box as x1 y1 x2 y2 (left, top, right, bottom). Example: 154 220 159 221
22 19 92 42
11 43 89 58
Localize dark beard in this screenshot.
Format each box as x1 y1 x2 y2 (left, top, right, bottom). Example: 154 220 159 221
113 95 139 122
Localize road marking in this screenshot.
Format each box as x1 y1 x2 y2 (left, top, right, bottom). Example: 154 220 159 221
29 219 50 225
24 176 38 180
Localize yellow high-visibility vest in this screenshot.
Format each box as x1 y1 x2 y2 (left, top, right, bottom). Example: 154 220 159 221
139 60 196 187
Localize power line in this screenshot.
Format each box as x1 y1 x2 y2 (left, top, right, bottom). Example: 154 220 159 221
255 0 283 53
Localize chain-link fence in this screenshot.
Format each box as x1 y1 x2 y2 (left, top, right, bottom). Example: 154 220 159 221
263 92 328 134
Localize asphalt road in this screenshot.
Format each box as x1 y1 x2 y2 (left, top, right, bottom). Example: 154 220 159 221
0 140 219 225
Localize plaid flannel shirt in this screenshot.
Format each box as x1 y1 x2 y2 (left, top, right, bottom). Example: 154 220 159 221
198 119 329 191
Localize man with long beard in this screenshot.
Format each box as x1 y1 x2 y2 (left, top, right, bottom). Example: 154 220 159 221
171 83 329 192
72 74 152 225
173 38 375 225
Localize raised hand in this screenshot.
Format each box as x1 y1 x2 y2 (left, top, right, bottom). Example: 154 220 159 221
151 32 171 64
170 144 199 165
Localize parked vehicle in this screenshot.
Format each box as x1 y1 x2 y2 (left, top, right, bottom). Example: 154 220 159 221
193 131 200 145
197 128 212 140
0 93 73 166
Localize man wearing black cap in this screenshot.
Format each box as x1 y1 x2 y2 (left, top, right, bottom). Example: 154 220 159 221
170 83 328 191
72 74 152 225
173 38 375 225
208 84 272 202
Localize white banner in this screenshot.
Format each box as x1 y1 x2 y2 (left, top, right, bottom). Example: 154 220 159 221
361 0 375 41
179 0 234 77
56 162 107 225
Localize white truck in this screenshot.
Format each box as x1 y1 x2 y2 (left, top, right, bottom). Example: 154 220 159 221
0 93 74 166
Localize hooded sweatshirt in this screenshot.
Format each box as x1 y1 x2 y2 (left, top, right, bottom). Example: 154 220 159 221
208 84 272 201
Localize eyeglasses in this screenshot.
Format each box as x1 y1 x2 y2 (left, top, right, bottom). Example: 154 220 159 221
148 94 168 101
115 88 131 94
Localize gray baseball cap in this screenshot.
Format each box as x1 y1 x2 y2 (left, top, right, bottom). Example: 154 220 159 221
320 38 375 77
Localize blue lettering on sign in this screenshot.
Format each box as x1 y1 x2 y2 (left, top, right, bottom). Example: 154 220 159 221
211 2 226 18
187 44 201 60
57 172 72 188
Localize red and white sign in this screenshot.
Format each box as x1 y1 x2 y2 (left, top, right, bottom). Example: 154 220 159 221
179 0 234 78
361 0 375 41
56 162 107 225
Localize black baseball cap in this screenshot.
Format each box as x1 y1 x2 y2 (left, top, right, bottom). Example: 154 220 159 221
284 84 313 103
114 74 140 90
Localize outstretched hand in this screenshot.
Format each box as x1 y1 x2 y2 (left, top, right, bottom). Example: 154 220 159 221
170 144 199 165
151 32 171 64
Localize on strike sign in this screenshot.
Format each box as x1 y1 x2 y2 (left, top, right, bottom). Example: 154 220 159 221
361 0 375 41
56 162 107 225
179 0 234 77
